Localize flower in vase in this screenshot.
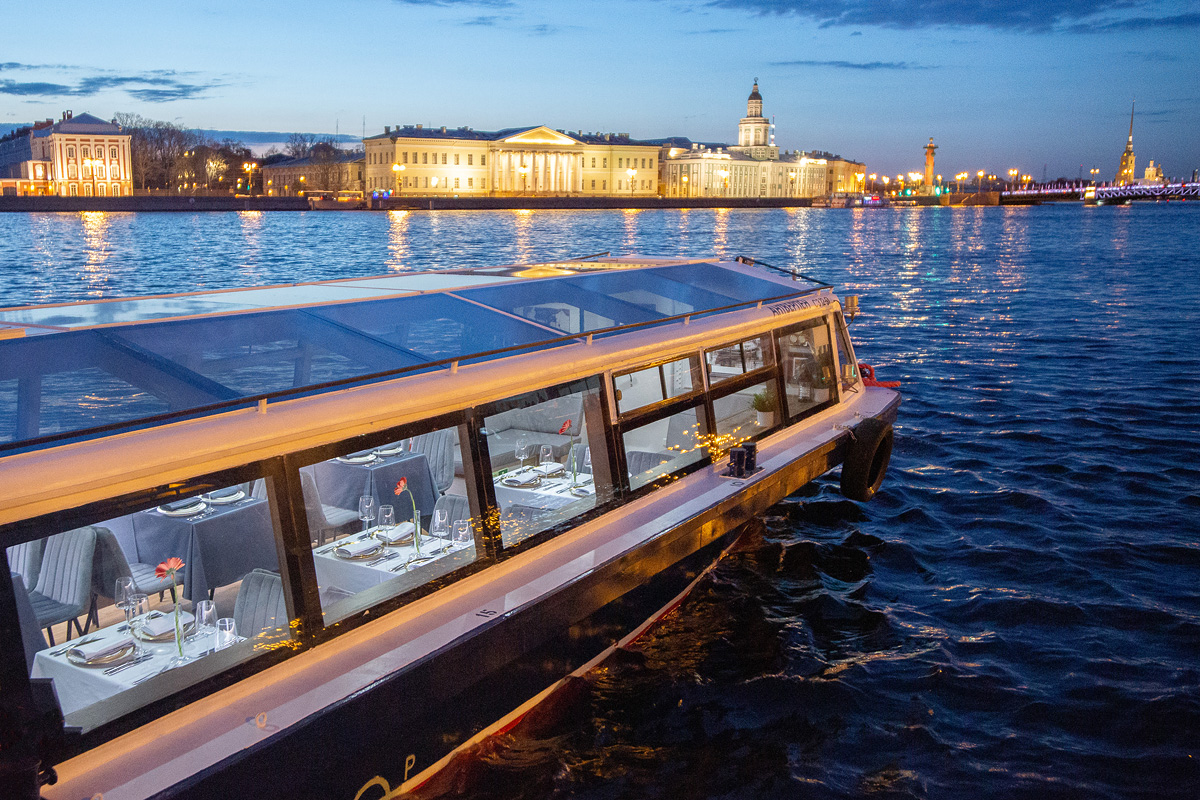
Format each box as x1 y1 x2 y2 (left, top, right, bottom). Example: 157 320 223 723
155 556 186 656
394 478 421 553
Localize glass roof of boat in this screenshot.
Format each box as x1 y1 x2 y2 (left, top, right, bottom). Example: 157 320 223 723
0 260 814 453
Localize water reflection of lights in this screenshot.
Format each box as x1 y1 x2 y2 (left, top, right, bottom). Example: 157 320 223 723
237 210 264 277
387 210 411 271
622 208 639 252
711 208 729 256
513 209 534 263
80 211 111 295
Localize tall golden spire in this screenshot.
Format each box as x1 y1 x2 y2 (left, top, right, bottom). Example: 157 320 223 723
1116 101 1136 185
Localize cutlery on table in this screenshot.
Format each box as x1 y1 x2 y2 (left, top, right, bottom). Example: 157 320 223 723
104 654 153 675
50 636 99 657
367 553 399 567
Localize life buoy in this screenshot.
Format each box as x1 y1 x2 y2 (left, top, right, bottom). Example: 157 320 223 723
840 417 893 502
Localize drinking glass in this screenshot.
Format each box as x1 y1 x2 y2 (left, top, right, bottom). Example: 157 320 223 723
216 618 238 651
539 444 554 465
452 519 472 546
358 495 377 533
378 505 395 532
194 599 217 655
583 447 593 474
432 508 450 553
129 593 150 656
115 576 135 628
515 436 531 468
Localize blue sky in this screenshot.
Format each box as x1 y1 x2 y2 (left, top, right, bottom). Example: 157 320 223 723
2 0 1197 179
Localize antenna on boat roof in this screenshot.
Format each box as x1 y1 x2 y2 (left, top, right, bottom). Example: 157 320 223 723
571 251 610 260
734 256 832 288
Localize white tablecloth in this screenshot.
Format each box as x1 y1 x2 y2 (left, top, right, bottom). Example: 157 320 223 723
314 530 471 594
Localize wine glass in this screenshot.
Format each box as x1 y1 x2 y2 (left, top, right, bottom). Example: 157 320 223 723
432 508 450 553
358 495 376 533
452 519 471 547
583 447 593 474
129 593 150 656
515 436 531 468
115 576 135 629
216 618 238 651
539 444 554 465
194 599 217 655
378 504 395 534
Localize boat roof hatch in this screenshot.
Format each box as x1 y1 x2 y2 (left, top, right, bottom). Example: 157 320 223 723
0 259 828 455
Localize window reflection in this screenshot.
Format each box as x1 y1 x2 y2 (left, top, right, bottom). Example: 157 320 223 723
777 320 835 419
10 477 288 730
623 405 707 490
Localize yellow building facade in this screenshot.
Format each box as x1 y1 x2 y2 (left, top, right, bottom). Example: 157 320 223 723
363 125 660 197
0 112 132 197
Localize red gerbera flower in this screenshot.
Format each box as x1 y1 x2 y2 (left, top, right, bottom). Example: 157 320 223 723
155 556 185 579
394 477 408 495
559 419 572 435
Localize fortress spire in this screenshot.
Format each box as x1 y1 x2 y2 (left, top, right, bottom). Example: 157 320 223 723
1116 100 1136 185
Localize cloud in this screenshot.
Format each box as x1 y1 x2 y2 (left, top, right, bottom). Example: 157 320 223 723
0 69 222 102
394 0 512 6
461 14 505 25
685 27 745 34
700 0 1200 33
769 59 935 70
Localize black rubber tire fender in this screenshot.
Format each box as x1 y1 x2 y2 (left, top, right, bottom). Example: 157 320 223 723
840 418 894 502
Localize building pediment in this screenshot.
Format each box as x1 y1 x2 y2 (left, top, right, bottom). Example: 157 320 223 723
500 127 581 146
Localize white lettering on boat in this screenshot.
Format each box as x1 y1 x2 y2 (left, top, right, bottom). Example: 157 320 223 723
767 296 835 316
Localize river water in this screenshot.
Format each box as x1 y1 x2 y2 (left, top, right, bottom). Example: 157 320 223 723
1 206 1197 799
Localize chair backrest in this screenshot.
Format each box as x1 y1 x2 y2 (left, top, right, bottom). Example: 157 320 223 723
32 527 98 612
11 573 46 674
233 569 287 640
665 409 702 451
433 493 471 525
411 429 456 494
6 539 43 593
567 443 593 475
90 526 134 601
299 469 330 527
626 450 673 477
97 515 138 562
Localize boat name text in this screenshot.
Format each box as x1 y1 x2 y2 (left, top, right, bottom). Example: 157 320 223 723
767 296 835 316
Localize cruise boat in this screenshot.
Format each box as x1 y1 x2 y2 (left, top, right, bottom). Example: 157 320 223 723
0 256 899 800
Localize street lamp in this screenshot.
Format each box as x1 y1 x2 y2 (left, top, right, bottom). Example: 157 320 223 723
718 168 729 197
1008 168 1018 190
681 173 688 197
1089 167 1099 185
517 164 529 196
242 162 257 196
626 167 637 197
976 170 985 191
391 163 405 197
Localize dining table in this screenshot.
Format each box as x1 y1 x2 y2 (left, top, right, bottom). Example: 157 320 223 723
313 528 472 595
132 496 276 601
310 450 440 519
493 468 596 514
31 613 239 717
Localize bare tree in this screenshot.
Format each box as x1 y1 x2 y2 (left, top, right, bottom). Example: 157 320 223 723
285 133 317 160
307 138 346 192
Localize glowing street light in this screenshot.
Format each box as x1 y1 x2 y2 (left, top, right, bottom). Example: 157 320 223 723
1007 168 1018 189
242 162 258 196
517 164 529 196
681 173 689 197
627 167 637 197
391 163 405 196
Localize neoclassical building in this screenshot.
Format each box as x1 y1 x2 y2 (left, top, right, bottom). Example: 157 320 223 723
363 125 661 197
659 82 864 200
263 150 365 197
0 112 132 197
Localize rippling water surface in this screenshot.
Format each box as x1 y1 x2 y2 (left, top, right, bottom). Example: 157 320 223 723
1 206 1198 799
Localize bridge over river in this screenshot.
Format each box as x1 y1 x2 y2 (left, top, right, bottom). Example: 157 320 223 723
1001 182 1199 205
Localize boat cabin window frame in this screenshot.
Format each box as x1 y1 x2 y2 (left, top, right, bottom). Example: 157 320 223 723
0 457 306 757
612 354 705 420
774 315 839 424
281 406 497 634
831 311 862 400
702 333 784 442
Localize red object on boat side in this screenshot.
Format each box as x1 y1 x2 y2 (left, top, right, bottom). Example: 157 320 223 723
859 363 901 389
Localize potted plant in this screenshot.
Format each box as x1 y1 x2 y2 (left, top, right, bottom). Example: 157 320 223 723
809 359 834 403
750 389 776 427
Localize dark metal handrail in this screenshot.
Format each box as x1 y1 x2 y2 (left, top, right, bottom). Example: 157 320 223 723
0 280 831 457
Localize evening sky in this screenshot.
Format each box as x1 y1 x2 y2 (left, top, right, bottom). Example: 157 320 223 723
2 0 1197 179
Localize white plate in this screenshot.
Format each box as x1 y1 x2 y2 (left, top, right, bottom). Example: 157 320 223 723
158 502 206 517
66 643 134 667
204 490 245 505
337 454 376 465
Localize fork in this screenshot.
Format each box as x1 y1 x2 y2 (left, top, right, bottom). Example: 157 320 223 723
104 653 153 675
366 552 399 568
50 636 100 657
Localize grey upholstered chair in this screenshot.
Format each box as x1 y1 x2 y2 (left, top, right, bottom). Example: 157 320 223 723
566 443 593 475
87 525 179 629
626 450 674 477
6 539 44 595
11 573 47 674
433 493 470 525
300 469 359 544
410 429 456 495
28 526 98 645
233 569 287 640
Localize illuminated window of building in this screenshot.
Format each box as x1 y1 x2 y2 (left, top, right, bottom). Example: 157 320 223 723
67 146 76 159
422 153 428 164
98 183 106 196
590 180 595 189
112 184 120 197
481 178 486 188
438 154 444 164
618 158 623 168
454 177 460 188
602 158 607 168
454 154 459 165
468 178 473 188
602 180 606 190
591 157 596 168
467 154 473 165
83 146 91 158
111 147 118 159
424 177 429 188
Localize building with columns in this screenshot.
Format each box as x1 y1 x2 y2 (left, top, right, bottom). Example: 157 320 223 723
659 81 864 200
0 111 132 197
363 125 661 197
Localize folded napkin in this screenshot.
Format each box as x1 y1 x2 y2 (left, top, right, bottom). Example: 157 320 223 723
335 538 380 557
374 444 404 456
376 521 416 545
205 487 244 501
162 498 204 512
69 635 133 661
142 611 195 638
503 473 540 487
532 463 565 476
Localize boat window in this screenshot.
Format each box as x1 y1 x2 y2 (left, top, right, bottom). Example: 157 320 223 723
622 405 709 490
833 313 861 395
705 335 773 384
613 355 702 417
301 423 480 625
482 378 612 549
711 378 781 444
6 473 293 734
776 319 836 420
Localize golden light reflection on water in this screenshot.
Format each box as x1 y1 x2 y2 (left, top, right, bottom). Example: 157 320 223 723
711 208 729 255
622 208 640 253
387 210 411 271
237 210 264 279
80 211 111 295
513 209 534 263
